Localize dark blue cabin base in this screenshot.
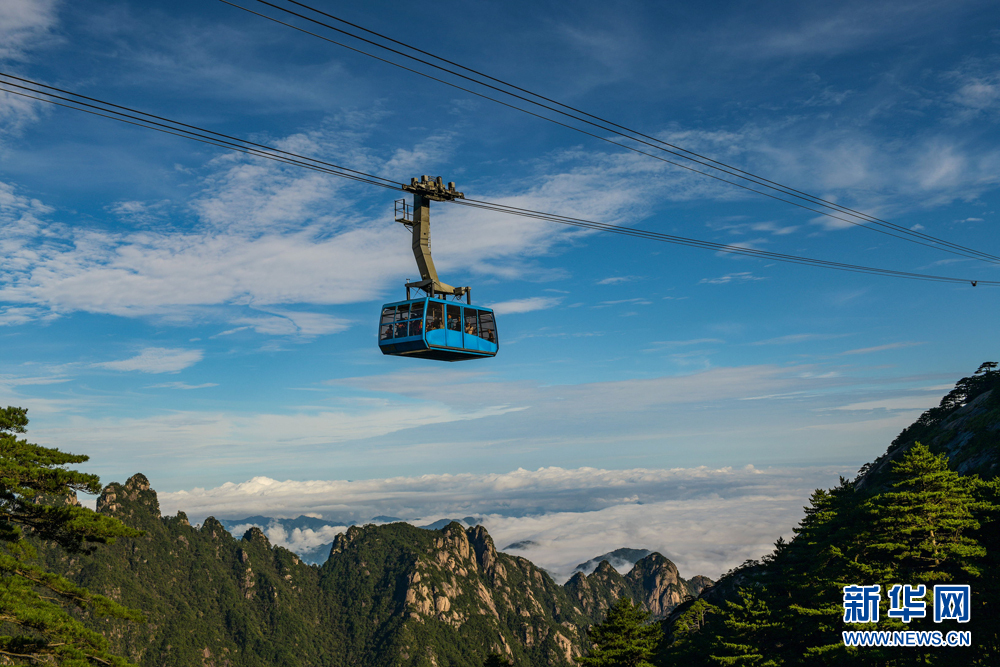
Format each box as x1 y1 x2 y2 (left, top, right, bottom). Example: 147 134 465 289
379 345 492 362
378 297 499 362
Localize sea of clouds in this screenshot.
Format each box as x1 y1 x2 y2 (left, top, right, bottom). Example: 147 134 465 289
160 463 852 582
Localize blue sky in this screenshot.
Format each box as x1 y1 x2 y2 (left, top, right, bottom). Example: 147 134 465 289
1 0 998 577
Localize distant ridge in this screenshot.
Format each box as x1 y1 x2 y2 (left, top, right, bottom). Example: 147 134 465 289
573 547 654 575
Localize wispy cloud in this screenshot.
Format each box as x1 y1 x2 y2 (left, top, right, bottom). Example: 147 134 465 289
488 296 562 314
0 306 57 326
95 347 204 373
699 272 767 285
840 341 925 355
0 0 59 62
832 396 938 411
227 311 350 337
146 381 218 390
647 338 725 348
595 297 651 307
596 275 641 285
751 333 852 346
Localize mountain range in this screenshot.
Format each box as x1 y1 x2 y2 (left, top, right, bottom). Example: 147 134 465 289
39 476 709 666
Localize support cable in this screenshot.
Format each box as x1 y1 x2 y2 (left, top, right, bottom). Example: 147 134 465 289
218 0 1000 266
2 74 995 286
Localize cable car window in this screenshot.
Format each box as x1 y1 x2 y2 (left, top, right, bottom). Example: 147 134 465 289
447 305 462 331
381 306 396 325
409 318 423 337
479 311 497 343
409 301 425 319
427 302 444 330
379 324 393 340
395 303 411 321
464 309 480 337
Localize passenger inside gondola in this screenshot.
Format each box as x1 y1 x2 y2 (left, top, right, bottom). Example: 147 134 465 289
479 311 497 343
447 305 461 331
427 302 443 331
409 301 424 336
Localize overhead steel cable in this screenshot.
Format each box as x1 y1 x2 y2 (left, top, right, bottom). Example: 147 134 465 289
454 199 999 286
222 0 1000 266
250 0 1000 265
0 73 402 191
3 74 995 286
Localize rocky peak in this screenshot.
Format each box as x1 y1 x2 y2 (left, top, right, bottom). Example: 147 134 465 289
125 473 151 492
688 575 713 597
96 472 160 519
242 526 271 548
591 560 621 578
626 553 684 619
466 524 499 577
200 517 227 539
330 524 362 555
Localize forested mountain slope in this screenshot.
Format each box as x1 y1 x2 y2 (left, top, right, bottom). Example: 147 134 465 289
857 361 1000 489
661 362 1000 666
36 474 708 666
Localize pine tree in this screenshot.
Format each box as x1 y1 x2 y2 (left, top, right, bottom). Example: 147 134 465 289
776 482 861 665
659 598 719 666
707 586 782 667
576 596 662 667
483 652 514 666
0 406 144 665
863 441 985 584
968 476 1000 666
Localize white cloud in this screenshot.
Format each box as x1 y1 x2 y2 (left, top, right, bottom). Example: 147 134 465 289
147 382 218 390
488 296 562 314
2 98 998 331
107 200 171 225
159 463 846 580
647 338 725 348
699 272 767 285
0 374 69 388
0 306 56 326
36 400 527 462
230 521 347 555
227 310 350 337
596 275 640 285
595 298 651 307
832 395 939 411
840 341 924 355
0 1 59 136
751 333 851 346
95 347 203 373
0 0 59 61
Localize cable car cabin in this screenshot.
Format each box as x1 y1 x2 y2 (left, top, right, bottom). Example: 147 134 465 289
379 298 498 361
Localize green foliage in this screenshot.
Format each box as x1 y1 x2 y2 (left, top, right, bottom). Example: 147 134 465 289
658 598 718 666
660 407 1000 666
0 406 144 666
863 442 985 584
576 597 661 667
707 586 781 666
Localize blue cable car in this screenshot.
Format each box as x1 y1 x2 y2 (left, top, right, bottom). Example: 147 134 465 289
378 297 499 361
378 176 500 362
